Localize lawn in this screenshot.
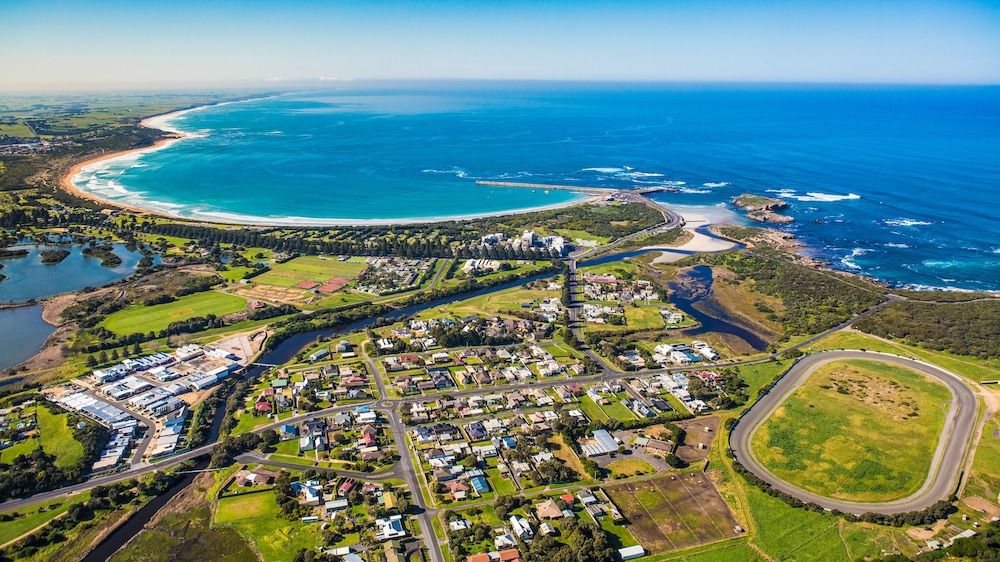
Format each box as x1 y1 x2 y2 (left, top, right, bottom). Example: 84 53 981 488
0 404 84 469
804 330 1000 383
751 358 952 502
603 397 639 422
100 291 248 335
486 467 517 496
253 256 367 288
578 395 611 423
214 491 324 562
607 458 654 478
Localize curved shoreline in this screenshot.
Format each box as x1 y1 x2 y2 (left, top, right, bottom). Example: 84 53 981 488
730 350 977 514
59 100 596 227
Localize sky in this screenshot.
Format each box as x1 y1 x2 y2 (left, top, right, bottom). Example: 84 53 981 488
2 0 999 90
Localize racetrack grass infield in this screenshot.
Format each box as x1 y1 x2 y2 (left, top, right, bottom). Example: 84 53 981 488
100 291 248 335
750 358 951 503
604 473 740 554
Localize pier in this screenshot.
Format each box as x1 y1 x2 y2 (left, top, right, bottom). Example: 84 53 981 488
474 180 615 194
475 180 677 195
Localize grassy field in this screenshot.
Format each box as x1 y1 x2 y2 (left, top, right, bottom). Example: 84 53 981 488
100 291 248 335
607 458 655 478
965 410 1000 503
0 405 84 468
805 329 1000 383
110 505 253 562
604 474 740 554
751 358 951 502
254 256 367 288
421 285 558 319
214 491 324 562
0 492 91 546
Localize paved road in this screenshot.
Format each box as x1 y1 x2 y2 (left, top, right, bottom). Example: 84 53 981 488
729 350 978 515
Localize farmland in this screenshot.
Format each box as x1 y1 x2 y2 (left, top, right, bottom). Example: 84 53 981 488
604 474 740 553
751 358 951 502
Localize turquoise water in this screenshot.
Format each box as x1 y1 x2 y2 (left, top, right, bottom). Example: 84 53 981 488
73 83 1000 290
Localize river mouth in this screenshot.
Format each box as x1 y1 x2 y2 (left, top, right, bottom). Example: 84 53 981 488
668 265 769 352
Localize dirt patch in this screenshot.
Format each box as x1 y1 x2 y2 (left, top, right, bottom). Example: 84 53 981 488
823 368 919 420
906 518 949 541
675 416 720 463
962 496 1000 518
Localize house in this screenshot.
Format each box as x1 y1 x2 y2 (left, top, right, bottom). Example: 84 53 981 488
499 550 523 562
324 498 349 515
535 498 563 520
375 515 407 541
469 476 490 494
509 515 533 539
253 396 272 414
578 490 598 505
445 481 470 500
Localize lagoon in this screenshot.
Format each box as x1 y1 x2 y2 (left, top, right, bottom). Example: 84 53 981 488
0 243 145 303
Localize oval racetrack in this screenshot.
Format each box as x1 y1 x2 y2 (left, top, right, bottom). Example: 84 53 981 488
729 350 977 515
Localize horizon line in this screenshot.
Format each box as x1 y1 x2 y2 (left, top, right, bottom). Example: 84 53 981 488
2 77 1000 94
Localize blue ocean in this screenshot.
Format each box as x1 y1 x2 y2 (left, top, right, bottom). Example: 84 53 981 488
75 83 1000 291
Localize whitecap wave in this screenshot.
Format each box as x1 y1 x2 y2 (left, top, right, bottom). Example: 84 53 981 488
840 248 869 270
770 188 861 202
678 188 711 194
883 243 911 249
581 167 625 173
702 182 730 188
883 218 932 227
421 167 469 178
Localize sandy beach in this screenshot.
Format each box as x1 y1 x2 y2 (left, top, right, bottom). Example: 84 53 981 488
643 205 741 263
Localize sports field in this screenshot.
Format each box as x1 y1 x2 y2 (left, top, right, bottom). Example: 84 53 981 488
751 359 951 502
100 291 248 335
605 474 740 553
253 256 367 288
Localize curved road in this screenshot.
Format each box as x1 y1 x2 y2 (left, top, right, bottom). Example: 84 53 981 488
730 350 977 515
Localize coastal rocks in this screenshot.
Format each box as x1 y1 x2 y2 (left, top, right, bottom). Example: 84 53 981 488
731 194 794 224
